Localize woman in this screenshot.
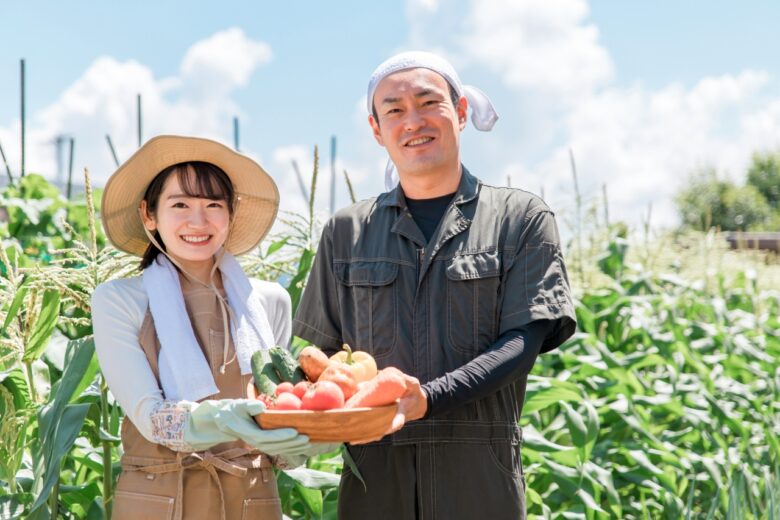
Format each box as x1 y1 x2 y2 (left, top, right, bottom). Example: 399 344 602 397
92 135 312 520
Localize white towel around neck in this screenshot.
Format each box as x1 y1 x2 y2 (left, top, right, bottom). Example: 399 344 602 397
142 252 276 401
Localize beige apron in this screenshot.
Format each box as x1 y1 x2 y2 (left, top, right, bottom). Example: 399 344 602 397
111 276 282 520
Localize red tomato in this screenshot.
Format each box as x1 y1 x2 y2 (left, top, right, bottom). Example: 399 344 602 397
275 382 295 396
318 364 358 400
292 381 310 399
272 392 302 410
301 381 345 410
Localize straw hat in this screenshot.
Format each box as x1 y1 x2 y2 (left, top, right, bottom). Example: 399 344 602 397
101 135 279 257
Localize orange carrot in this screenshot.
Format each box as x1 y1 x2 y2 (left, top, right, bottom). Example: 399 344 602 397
344 367 407 408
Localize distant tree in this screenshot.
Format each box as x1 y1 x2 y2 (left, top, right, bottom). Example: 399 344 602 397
746 151 780 210
676 168 772 231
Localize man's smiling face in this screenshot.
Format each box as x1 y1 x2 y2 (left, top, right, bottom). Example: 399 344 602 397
369 68 467 180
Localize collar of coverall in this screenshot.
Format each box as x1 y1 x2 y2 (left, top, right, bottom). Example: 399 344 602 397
378 165 480 209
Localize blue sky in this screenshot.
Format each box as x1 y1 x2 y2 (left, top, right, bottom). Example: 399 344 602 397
3 1 780 231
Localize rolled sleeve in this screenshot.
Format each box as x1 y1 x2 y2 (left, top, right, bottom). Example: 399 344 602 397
292 222 344 353
500 208 576 352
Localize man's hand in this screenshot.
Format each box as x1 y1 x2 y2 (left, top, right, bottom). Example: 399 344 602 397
350 374 427 445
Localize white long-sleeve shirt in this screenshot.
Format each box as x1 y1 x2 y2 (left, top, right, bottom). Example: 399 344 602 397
91 275 291 444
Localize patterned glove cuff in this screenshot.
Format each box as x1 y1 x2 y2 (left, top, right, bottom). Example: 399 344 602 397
149 400 196 452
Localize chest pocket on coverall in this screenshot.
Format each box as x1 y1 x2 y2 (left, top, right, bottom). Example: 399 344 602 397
445 250 501 355
335 261 398 359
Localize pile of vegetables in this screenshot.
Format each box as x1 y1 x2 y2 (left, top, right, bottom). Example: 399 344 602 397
250 344 406 411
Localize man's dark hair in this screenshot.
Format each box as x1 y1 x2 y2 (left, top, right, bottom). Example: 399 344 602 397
139 161 235 270
371 81 460 126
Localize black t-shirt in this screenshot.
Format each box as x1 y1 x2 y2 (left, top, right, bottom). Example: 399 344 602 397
405 192 456 243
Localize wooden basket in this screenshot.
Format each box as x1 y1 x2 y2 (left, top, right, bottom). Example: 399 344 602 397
247 381 397 443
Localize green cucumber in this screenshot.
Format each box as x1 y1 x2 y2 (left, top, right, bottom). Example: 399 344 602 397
269 346 305 383
261 362 282 386
250 350 278 396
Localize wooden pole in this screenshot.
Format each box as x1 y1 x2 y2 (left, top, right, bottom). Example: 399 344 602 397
291 159 309 204
233 116 240 151
20 59 26 178
105 134 120 167
0 139 13 185
330 136 336 215
137 94 142 147
66 138 74 200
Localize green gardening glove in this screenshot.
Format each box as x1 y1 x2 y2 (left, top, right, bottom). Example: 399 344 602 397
183 399 311 456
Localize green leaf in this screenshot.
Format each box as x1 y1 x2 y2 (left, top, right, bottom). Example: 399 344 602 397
266 237 289 257
0 493 30 519
283 467 341 489
341 445 366 492
576 488 606 513
69 352 99 404
562 402 588 448
627 450 664 475
27 337 95 515
294 482 323 517
59 481 102 510
584 400 600 445
288 248 314 316
583 461 620 509
1 283 27 336
29 403 91 514
85 499 106 520
22 290 61 362
523 384 583 414
523 427 574 453
0 369 31 410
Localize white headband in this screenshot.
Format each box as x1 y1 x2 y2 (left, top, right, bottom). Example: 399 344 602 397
367 51 499 191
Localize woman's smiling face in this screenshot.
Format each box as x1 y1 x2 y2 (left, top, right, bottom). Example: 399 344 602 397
141 165 231 272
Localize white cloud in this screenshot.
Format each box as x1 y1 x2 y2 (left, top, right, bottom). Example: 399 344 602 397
404 0 613 99
462 0 613 99
180 27 272 98
526 71 780 229
0 28 272 187
402 0 780 231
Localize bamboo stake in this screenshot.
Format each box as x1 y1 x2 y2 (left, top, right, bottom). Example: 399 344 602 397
66 138 74 200
105 134 120 167
54 135 65 185
137 94 142 147
343 169 356 204
330 136 336 215
292 159 309 205
20 59 26 178
0 139 13 185
233 116 240 151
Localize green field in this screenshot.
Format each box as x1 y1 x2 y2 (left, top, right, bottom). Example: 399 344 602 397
1 171 778 519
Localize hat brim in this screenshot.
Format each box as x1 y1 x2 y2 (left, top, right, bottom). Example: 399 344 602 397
101 135 279 257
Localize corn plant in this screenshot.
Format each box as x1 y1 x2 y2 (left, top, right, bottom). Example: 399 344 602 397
1 159 779 519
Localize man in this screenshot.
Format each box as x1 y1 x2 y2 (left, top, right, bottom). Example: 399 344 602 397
293 51 576 519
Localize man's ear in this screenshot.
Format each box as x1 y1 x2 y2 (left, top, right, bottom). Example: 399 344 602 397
457 97 468 131
369 115 385 146
139 200 157 232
